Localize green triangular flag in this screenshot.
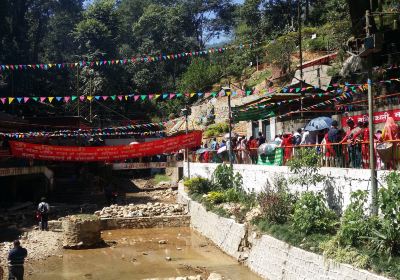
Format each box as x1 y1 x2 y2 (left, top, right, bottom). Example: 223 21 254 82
246 90 251 96
295 88 301 93
71 95 77 101
176 93 182 97
318 93 323 97
211 92 217 97
33 97 39 102
111 95 116 100
141 95 147 100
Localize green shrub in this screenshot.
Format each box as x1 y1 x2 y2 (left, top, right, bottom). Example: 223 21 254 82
183 177 211 195
292 192 337 234
320 237 370 269
223 188 241 203
370 172 400 257
206 191 225 204
258 179 296 224
287 148 325 190
212 163 243 191
204 122 229 138
337 190 377 247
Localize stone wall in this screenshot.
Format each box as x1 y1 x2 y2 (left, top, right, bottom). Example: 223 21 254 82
178 185 389 280
62 215 102 248
179 190 246 259
184 163 386 211
100 215 190 230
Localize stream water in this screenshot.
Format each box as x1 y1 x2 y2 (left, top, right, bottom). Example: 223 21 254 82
27 227 262 280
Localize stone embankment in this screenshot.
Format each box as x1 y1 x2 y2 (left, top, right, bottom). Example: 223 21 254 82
178 183 390 280
95 202 186 218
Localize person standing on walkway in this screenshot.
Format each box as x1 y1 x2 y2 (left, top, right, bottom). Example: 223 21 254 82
37 197 50 231
8 240 27 280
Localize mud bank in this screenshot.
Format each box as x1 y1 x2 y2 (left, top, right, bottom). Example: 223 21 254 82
178 183 389 280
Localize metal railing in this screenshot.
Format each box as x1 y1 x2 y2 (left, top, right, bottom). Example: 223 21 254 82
188 141 400 170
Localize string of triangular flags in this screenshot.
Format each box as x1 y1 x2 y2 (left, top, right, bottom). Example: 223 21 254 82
1 118 184 139
0 89 255 105
0 42 259 72
234 77 400 112
278 88 361 119
234 84 368 112
1 78 398 106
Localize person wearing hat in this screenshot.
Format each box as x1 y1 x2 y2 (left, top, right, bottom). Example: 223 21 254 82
37 197 50 231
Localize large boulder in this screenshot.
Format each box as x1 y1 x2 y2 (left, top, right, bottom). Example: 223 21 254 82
62 215 103 249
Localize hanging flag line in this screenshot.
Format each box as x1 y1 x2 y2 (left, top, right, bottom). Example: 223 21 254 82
234 77 400 112
0 118 184 139
0 77 397 108
0 89 256 105
0 42 259 72
277 88 362 119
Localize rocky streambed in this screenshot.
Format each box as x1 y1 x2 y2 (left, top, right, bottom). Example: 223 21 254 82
95 202 186 218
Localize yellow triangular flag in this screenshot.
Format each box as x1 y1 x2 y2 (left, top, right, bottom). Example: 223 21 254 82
87 96 93 101
8 97 14 104
154 95 160 99
48 97 54 103
190 93 196 97
96 61 99 66
226 91 231 96
124 95 128 100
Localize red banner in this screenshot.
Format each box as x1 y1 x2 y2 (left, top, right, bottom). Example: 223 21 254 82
341 109 400 127
9 131 202 162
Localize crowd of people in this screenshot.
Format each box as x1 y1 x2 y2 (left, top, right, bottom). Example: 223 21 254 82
195 117 400 170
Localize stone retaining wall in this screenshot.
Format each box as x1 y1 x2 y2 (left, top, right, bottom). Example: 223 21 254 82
100 215 190 230
178 184 389 280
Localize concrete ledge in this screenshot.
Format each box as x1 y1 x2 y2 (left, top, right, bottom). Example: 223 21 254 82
178 183 389 280
100 215 190 230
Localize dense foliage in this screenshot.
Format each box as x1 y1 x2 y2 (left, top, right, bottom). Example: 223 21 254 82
0 0 355 125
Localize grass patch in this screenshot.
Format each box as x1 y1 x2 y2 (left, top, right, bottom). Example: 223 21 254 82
254 219 332 254
153 174 171 184
246 69 272 88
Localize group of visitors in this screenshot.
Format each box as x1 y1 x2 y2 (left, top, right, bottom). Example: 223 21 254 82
196 116 400 169
265 117 400 169
197 132 267 164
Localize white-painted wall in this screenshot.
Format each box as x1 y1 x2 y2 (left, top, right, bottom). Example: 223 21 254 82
184 163 387 211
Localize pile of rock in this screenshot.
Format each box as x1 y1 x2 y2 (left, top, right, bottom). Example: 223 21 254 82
95 202 186 218
151 188 177 201
0 230 62 264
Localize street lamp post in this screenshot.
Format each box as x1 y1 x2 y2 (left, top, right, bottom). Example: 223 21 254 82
181 107 190 178
222 86 233 168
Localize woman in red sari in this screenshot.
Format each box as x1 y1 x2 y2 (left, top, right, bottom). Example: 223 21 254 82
281 133 294 164
360 121 371 169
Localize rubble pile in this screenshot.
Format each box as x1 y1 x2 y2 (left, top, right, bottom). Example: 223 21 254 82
151 188 177 201
95 202 186 218
0 230 62 268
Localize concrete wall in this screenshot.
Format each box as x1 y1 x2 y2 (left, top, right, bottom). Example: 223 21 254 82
178 185 389 280
178 189 246 259
184 163 385 211
100 216 190 230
